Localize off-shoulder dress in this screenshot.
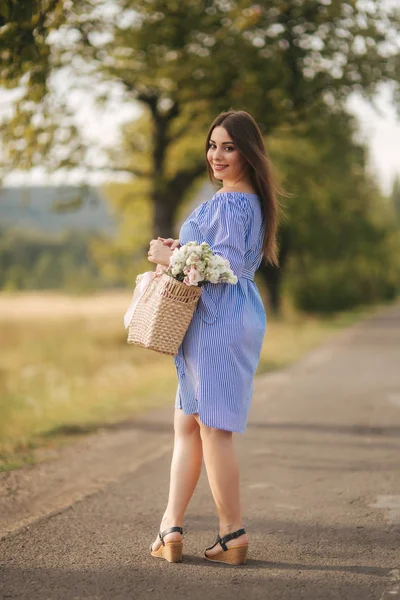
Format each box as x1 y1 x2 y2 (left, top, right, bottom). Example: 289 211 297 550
174 191 266 433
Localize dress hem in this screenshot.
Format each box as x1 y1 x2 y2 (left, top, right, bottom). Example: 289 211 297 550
175 402 245 434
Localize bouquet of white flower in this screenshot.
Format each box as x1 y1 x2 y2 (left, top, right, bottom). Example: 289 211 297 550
166 241 238 286
126 241 237 356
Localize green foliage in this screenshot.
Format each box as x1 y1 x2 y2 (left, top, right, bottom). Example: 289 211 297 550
93 180 153 286
97 170 205 287
268 111 400 313
99 0 400 130
0 228 106 292
290 249 399 314
0 0 66 94
2 0 399 190
0 0 89 176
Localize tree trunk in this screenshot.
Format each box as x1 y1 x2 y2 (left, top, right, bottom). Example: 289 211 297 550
152 191 177 238
148 100 206 238
258 262 283 315
258 226 292 316
152 162 206 237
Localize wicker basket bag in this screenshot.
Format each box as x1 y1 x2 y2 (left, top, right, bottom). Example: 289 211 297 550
127 272 202 356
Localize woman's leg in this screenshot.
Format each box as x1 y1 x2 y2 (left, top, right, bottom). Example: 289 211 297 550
151 409 203 551
195 417 248 555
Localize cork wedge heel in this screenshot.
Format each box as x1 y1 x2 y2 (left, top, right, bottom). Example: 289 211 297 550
203 528 248 565
150 526 183 563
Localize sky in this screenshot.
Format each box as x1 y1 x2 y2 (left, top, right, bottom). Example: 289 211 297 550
2 83 399 195
347 84 400 194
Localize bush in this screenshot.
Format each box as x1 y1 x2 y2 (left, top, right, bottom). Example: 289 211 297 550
0 228 107 292
290 241 400 313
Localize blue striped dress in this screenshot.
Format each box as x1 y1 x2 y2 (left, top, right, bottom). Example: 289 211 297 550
174 191 267 433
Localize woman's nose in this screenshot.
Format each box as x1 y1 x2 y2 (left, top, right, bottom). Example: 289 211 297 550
213 147 224 161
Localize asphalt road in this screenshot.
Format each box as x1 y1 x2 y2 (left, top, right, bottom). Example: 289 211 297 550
1 305 400 600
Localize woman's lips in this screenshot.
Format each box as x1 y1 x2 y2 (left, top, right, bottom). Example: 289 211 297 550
213 164 228 171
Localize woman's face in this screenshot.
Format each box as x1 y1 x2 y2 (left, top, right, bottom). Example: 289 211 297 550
207 126 248 183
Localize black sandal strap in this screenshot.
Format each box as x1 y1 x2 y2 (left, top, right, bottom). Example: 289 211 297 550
158 526 183 546
218 528 246 551
205 533 222 552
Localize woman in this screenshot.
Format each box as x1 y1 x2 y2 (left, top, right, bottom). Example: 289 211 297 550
147 110 279 565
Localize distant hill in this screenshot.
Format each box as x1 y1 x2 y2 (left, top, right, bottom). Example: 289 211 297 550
0 186 116 235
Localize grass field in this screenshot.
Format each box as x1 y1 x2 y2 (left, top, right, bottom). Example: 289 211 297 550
0 290 375 471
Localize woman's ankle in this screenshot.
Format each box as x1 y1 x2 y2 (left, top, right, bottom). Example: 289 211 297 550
219 522 245 538
160 513 184 530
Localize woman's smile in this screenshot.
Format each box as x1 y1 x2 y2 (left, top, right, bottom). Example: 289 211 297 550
207 126 250 184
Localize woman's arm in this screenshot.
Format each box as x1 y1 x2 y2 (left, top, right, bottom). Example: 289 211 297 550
198 197 247 279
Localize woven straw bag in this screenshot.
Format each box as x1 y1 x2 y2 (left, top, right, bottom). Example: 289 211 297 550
127 272 202 356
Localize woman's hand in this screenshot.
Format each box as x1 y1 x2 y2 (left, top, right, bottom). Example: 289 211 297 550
159 237 180 251
147 239 173 267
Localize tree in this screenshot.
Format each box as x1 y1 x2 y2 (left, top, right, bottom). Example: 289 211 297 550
266 109 400 313
0 1 67 92
1 0 400 311
0 0 90 176
2 1 399 222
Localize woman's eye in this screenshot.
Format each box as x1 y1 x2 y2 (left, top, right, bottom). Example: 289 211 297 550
208 144 235 151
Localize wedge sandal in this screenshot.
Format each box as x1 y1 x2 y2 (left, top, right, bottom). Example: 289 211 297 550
150 526 183 563
203 528 248 565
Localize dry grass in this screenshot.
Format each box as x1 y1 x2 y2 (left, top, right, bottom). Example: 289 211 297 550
0 291 373 470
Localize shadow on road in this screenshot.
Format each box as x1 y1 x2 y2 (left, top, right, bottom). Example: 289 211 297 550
1 563 391 600
248 421 400 437
43 419 400 439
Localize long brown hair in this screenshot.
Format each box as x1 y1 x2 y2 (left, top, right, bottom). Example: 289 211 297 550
205 110 280 267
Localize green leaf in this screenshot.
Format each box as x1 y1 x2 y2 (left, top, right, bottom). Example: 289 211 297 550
0 0 11 21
